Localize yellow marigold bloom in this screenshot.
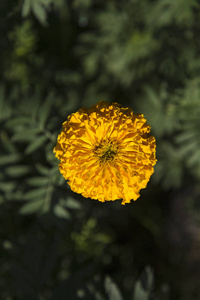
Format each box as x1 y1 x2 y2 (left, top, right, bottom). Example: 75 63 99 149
54 101 157 204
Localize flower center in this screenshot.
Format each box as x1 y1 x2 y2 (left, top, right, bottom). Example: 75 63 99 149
94 140 118 163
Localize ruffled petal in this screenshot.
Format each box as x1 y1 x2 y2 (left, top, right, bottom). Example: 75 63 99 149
54 101 157 204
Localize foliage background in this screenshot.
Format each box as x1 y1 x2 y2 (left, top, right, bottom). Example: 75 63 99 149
1 0 200 299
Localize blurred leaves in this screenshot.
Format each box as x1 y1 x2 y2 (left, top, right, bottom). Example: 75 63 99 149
5 20 37 90
72 218 112 257
0 88 81 216
22 0 53 25
105 276 123 300
146 0 199 27
9 20 37 57
133 266 154 300
6 165 31 177
54 204 71 219
1 0 200 299
0 153 21 166
0 87 11 121
137 78 200 189
25 135 48 154
1 0 200 224
19 198 44 214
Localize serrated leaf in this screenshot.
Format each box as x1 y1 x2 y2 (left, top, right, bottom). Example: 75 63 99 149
12 128 41 142
25 135 47 154
23 187 46 200
104 276 123 300
6 165 30 177
65 197 82 209
20 199 44 214
22 0 31 17
54 204 71 219
0 153 21 166
27 176 48 186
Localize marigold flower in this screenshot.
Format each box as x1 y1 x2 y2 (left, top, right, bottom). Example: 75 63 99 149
54 101 157 204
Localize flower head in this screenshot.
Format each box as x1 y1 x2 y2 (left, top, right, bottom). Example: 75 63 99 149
54 101 157 204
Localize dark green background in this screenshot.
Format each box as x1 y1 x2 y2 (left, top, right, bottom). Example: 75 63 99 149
1 0 200 299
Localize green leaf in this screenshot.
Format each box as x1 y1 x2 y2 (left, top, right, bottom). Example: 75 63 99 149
50 165 61 176
0 153 21 166
46 148 56 163
6 165 30 177
35 163 49 175
133 284 149 300
187 150 200 167
6 116 32 128
57 174 65 185
22 0 31 17
0 181 16 193
25 135 47 154
104 276 123 300
65 197 82 209
27 176 48 187
94 292 106 300
54 204 71 219
0 87 11 121
1 131 17 153
19 199 44 214
32 0 48 26
23 187 46 200
38 92 55 127
8 190 23 201
12 128 41 142
178 140 198 156
40 0 53 6
133 266 154 300
176 131 196 143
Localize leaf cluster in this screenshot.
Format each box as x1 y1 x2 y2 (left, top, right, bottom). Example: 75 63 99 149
1 0 200 299
0 88 82 217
